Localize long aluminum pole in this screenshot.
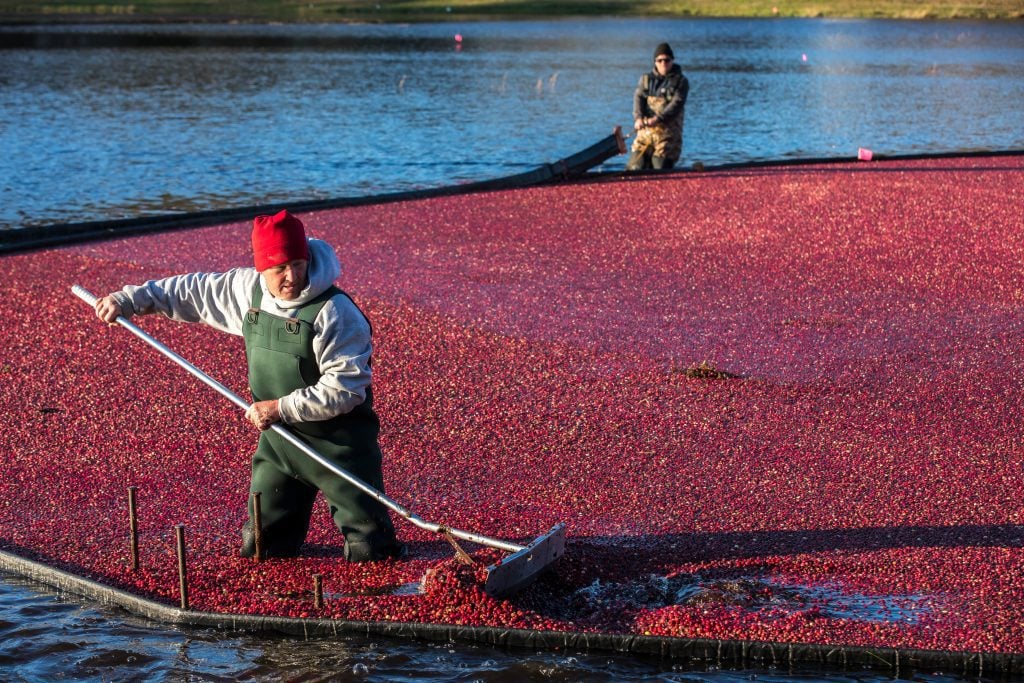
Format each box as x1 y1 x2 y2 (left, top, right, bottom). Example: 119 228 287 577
72 285 522 553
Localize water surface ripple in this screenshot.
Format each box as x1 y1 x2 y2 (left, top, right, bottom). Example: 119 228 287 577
1 18 1022 229
0 573 982 682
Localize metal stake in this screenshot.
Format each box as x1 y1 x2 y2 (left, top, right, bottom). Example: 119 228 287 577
313 574 323 609
252 491 264 562
127 486 139 571
175 524 189 610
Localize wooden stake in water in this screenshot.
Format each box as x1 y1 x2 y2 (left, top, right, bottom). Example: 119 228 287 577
313 574 324 609
252 491 264 562
127 486 139 571
175 524 189 611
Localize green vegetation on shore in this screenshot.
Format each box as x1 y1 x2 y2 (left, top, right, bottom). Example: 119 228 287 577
0 0 1021 23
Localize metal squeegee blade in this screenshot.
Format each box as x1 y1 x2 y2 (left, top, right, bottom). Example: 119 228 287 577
483 523 566 598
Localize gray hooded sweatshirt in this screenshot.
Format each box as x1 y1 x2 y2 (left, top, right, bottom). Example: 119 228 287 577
111 238 371 425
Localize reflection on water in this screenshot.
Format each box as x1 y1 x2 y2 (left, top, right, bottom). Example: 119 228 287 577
1 18 1022 229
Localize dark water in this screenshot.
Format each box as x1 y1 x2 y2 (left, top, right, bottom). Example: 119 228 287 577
0 573 993 682
1 18 1023 229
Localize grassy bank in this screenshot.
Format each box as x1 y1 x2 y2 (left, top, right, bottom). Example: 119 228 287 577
0 0 1021 23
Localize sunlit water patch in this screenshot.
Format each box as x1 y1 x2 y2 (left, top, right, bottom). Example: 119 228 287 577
2 18 1022 228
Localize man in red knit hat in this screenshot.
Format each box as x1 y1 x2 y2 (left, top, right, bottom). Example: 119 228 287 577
95 209 403 562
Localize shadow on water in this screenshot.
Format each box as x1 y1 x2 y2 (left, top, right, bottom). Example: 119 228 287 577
543 524 1024 579
639 524 1024 562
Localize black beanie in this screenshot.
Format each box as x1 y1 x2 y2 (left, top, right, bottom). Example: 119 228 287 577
654 42 674 60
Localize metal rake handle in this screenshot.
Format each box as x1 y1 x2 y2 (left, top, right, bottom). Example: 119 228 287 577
71 284 523 553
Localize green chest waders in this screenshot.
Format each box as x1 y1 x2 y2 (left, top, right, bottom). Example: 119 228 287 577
240 283 400 561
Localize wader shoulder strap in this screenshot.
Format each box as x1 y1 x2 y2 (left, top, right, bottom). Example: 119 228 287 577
296 285 343 326
295 286 374 336
250 278 263 309
330 288 373 336
246 279 263 327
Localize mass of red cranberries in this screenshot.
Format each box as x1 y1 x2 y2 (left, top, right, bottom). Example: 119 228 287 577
2 156 1023 653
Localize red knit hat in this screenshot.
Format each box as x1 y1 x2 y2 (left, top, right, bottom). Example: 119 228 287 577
251 210 309 271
